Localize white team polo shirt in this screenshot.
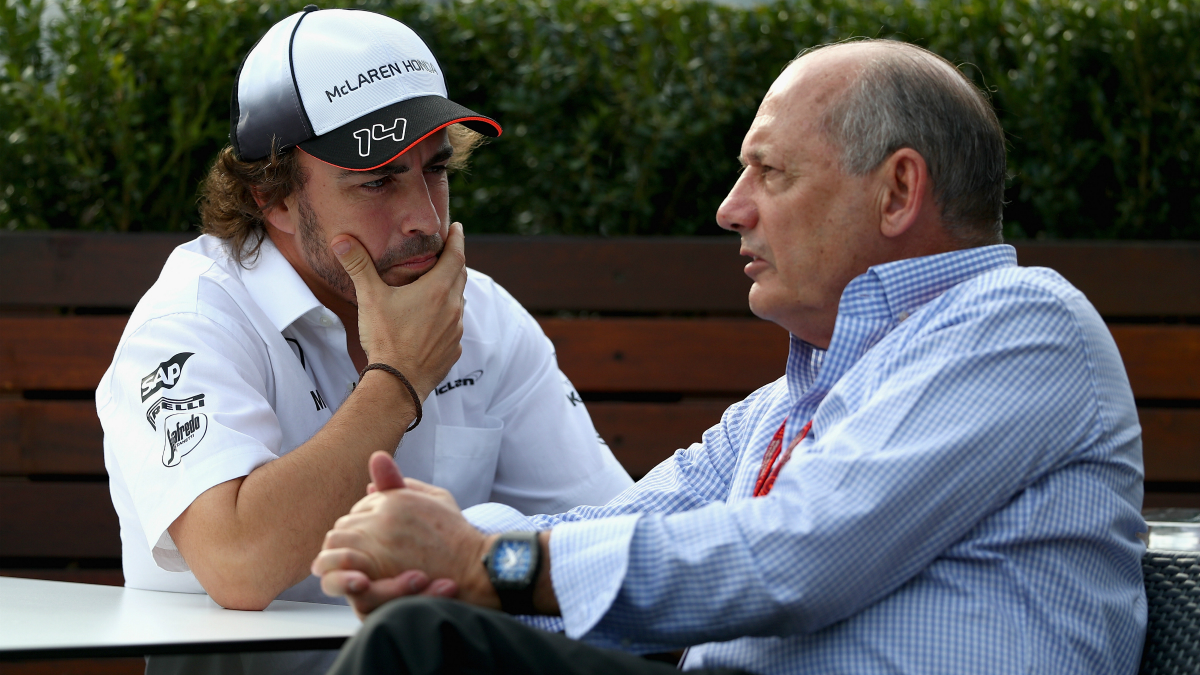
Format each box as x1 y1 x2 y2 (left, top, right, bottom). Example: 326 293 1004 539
97 234 632 602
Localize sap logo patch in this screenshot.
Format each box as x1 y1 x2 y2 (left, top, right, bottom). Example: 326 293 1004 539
145 394 206 430
162 412 207 467
140 352 194 402
435 370 483 396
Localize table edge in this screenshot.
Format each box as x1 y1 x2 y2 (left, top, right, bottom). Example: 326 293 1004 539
0 636 349 661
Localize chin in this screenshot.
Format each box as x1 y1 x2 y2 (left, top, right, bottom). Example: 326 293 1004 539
747 287 806 340
746 287 779 324
382 268 424 288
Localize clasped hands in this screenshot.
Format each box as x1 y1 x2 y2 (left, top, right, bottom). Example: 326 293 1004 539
311 451 502 619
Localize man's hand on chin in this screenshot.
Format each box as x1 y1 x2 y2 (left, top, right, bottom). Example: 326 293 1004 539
331 221 467 399
312 451 500 619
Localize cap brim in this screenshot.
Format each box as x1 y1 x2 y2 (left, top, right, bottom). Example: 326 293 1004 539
298 95 501 171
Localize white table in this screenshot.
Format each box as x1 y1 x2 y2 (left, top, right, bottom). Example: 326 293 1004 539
0 577 361 660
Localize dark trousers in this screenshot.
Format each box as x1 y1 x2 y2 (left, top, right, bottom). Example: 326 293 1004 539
326 596 752 675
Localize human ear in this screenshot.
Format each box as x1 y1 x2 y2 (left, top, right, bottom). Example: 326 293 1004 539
878 148 930 239
257 189 298 236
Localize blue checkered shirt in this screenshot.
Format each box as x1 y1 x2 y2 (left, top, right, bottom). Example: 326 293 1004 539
466 245 1146 674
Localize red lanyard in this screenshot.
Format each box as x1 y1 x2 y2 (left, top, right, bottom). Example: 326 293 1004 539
753 418 812 497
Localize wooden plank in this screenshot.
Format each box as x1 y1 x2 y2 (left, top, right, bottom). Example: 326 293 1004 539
1 316 1196 397
1110 326 1200 399
0 317 127 392
0 401 106 475
0 569 123 587
1140 409 1200 483
544 318 790 393
3 232 1197 317
1142 492 1200 509
0 316 791 393
3 397 1195 483
550 320 1200 398
591 402 1200 482
0 232 193 309
589 400 731 478
1014 242 1200 317
0 232 755 313
469 236 752 313
0 481 120 558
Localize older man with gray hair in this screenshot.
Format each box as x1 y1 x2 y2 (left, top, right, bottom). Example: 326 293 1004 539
311 39 1145 675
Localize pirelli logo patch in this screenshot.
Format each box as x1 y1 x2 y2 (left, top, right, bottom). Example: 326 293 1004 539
145 394 206 430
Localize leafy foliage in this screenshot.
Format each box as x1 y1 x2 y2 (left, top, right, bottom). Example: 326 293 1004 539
1 0 1197 238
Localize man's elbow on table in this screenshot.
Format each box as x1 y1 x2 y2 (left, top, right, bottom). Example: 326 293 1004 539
166 477 302 611
198 579 277 612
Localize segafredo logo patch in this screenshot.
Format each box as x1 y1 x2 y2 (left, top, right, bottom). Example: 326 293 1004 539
140 352 194 402
162 412 207 467
145 393 206 430
353 118 406 157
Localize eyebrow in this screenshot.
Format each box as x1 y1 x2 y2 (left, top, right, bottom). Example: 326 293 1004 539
427 143 454 167
339 143 455 179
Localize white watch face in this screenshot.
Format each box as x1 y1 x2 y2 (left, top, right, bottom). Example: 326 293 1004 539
494 540 533 582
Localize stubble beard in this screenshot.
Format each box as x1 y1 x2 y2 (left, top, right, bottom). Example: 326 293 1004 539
295 190 444 306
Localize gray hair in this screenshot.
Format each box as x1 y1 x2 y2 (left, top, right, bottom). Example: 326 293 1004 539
802 41 1006 246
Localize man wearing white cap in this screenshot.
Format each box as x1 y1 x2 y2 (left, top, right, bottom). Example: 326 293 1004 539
96 6 632 674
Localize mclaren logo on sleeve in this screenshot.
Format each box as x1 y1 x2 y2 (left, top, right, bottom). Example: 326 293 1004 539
162 412 207 467
140 352 194 401
145 394 206 430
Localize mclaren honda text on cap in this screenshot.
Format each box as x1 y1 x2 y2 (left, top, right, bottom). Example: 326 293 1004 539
230 6 501 171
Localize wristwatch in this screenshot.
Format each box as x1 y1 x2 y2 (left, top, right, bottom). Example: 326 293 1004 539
482 531 542 615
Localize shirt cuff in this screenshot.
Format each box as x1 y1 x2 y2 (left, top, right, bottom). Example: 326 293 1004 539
550 513 642 639
463 502 537 534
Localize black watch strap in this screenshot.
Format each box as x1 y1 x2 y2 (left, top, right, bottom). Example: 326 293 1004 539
483 531 542 615
496 575 539 616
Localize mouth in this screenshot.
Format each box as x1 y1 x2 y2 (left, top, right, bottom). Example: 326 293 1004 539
390 252 438 272
740 247 770 279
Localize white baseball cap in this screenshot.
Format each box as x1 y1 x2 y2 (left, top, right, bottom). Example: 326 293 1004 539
230 6 501 170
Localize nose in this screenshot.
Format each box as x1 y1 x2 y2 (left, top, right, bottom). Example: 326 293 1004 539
397 175 443 238
716 170 757 232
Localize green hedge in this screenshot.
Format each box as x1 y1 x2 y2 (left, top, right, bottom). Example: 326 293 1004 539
2 0 1197 239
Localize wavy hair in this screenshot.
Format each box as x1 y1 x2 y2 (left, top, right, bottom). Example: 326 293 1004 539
198 124 485 266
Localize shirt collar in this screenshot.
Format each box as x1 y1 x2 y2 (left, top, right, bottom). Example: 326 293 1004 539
239 236 324 332
786 244 1017 419
868 244 1018 324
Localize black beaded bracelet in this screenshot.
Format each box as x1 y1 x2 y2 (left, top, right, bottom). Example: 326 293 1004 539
358 363 422 431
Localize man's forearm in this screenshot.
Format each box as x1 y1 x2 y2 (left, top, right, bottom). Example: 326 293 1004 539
169 370 416 610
